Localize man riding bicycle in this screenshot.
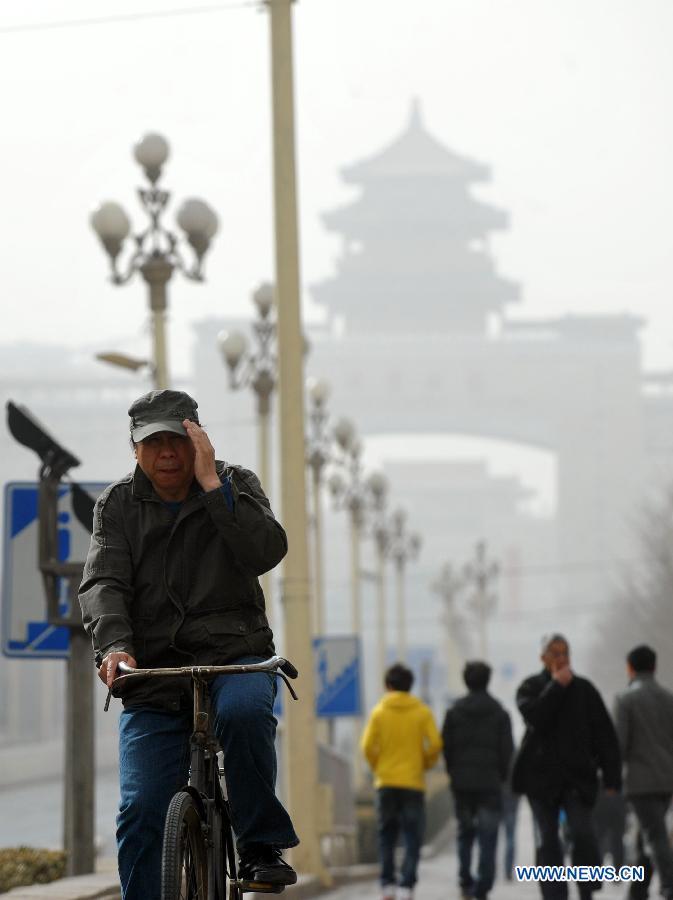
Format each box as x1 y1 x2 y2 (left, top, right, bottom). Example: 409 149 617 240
79 389 299 900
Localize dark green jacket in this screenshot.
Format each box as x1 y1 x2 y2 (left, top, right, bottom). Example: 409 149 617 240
78 460 287 711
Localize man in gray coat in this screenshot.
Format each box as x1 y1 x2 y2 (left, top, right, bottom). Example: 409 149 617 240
614 644 673 900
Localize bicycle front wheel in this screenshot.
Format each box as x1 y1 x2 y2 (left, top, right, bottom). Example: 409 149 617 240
162 791 208 900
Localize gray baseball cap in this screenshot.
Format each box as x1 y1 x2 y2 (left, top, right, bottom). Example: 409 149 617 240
128 390 199 442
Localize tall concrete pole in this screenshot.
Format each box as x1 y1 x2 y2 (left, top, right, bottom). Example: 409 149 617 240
311 464 325 635
375 537 387 681
350 509 362 639
267 0 328 881
350 506 365 788
464 541 499 662
395 556 407 662
431 563 464 699
141 257 172 389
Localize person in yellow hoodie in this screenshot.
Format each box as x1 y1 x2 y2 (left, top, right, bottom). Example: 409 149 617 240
361 662 443 900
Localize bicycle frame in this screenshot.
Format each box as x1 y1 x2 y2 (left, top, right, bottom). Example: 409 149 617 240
189 673 228 900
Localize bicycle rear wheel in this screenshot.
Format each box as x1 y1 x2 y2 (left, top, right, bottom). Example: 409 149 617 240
162 791 208 900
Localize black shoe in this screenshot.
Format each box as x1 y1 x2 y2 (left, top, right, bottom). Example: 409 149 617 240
238 844 297 888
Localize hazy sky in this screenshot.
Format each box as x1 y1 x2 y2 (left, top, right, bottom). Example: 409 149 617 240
2 0 673 372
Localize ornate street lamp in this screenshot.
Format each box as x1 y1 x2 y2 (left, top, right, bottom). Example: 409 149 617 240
367 471 390 680
217 282 276 498
90 132 218 389
431 562 466 698
328 417 368 638
217 282 277 624
463 540 499 659
305 376 331 635
388 509 422 662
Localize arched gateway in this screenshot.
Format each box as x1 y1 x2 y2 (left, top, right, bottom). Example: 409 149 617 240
306 102 648 632
194 102 672 686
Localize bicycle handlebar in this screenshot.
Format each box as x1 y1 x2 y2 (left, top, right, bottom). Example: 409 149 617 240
104 655 299 711
115 655 298 681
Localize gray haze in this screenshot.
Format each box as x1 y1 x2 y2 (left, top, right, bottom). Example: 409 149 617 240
2 0 673 856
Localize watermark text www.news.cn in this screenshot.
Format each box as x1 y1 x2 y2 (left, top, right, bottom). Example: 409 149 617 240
516 865 644 884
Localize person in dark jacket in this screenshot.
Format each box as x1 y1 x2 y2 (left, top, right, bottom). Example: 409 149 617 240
512 633 621 900
442 660 514 900
614 644 673 900
79 390 298 900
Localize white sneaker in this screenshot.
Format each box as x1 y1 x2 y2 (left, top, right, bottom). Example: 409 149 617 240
381 886 396 900
397 889 414 900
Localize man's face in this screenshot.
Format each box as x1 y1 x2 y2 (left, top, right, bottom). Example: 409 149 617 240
541 639 570 673
134 431 195 499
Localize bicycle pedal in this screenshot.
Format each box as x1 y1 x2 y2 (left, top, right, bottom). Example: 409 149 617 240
235 880 285 894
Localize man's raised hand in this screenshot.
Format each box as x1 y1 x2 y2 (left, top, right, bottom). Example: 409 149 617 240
183 420 221 492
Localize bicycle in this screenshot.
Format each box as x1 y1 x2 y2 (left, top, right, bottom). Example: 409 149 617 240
109 655 299 900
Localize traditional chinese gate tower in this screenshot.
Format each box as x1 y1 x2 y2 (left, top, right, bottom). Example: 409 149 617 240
312 100 518 336
305 101 646 648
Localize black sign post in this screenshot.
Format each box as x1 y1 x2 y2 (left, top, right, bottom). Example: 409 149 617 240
6 401 95 876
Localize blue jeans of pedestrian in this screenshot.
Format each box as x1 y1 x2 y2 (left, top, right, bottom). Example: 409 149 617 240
454 790 502 898
376 787 425 889
502 788 520 878
116 656 298 900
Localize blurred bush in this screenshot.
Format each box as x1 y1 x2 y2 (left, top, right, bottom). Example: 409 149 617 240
0 847 67 893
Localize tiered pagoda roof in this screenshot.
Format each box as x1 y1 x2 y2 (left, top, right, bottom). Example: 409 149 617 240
311 100 519 334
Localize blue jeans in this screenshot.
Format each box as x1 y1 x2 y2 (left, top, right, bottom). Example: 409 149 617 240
502 789 520 878
376 787 425 889
454 790 501 898
117 656 298 900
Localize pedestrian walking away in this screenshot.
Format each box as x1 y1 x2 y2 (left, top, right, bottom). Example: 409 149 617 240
361 662 443 900
442 660 514 900
78 389 298 900
614 644 673 900
512 633 621 900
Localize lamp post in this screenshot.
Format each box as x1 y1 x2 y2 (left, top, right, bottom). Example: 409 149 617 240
328 418 366 640
431 562 465 699
388 509 421 663
266 0 327 880
218 283 276 495
305 376 331 636
90 132 218 389
463 540 499 659
368 471 390 682
329 420 383 789
218 282 276 624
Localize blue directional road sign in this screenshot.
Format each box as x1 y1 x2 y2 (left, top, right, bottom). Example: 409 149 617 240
2 482 106 659
313 635 362 718
273 635 362 719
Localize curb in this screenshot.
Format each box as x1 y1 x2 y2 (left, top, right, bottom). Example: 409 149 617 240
5 872 120 899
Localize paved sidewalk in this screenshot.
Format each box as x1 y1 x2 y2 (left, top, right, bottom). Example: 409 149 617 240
315 852 631 899
313 809 630 900
317 810 539 899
